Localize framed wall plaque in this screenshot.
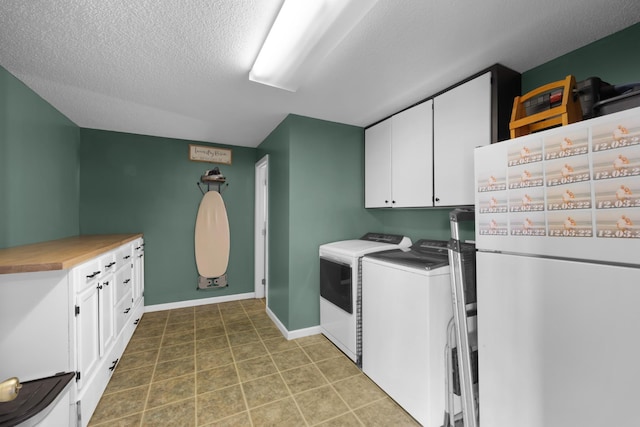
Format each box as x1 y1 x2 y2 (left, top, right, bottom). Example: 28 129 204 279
189 144 232 165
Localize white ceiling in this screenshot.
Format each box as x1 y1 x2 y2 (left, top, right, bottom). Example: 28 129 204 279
1 0 639 148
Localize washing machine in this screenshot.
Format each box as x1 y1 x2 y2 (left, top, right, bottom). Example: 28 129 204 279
319 233 411 365
362 239 451 427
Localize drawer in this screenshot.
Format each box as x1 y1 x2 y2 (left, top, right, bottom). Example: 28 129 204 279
115 266 132 303
101 252 117 275
74 258 102 291
115 244 133 269
115 292 133 335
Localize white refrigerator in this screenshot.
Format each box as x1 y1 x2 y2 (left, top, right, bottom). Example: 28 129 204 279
474 106 640 427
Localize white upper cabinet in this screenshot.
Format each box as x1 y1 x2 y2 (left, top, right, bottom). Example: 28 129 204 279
364 118 392 207
364 65 521 208
365 100 433 208
392 100 434 207
433 72 491 206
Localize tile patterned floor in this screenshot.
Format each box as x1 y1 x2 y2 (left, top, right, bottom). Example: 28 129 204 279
89 298 420 426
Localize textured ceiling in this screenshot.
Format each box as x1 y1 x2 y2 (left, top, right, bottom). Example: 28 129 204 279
1 0 639 148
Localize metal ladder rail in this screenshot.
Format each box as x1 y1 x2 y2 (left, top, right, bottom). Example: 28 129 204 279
448 208 478 427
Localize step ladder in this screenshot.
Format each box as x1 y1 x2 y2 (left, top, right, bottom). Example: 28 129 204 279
443 208 479 427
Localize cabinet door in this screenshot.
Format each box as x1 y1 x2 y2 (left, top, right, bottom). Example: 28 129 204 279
365 119 392 208
391 100 433 207
99 275 115 356
434 72 491 206
76 284 100 389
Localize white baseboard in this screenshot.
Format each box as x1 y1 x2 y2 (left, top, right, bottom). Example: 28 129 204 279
144 292 256 312
266 306 322 340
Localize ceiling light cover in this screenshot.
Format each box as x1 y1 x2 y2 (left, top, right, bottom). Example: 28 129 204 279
249 0 378 92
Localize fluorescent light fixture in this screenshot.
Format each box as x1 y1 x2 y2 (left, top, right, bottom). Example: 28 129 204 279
249 0 378 92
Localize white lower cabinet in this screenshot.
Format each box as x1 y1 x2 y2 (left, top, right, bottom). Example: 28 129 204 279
0 236 144 427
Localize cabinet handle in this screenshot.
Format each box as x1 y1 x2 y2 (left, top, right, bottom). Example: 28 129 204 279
135 246 141 250
104 281 110 286
392 200 396 204
435 197 440 202
134 318 140 325
384 200 389 204
97 285 103 290
86 271 100 279
123 255 131 260
105 262 116 269
137 254 143 258
124 279 130 284
124 308 131 314
108 359 119 371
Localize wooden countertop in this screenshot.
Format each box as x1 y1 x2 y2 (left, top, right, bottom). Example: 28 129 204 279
0 234 143 274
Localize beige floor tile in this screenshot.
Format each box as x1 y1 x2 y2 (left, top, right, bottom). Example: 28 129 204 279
169 307 196 319
249 397 306 427
90 411 143 427
204 411 252 427
316 356 361 383
116 348 159 371
236 355 278 382
161 330 195 347
262 336 300 354
317 412 363 427
93 300 414 427
105 364 154 394
302 340 343 362
90 385 148 424
294 333 328 347
158 342 195 362
196 363 239 394
354 397 420 426
196 335 229 354
132 324 166 339
227 330 260 347
196 384 247 425
146 374 196 409
153 356 195 382
195 323 226 338
221 311 250 323
231 341 268 362
333 374 387 410
126 335 163 353
141 398 195 427
295 385 350 425
164 320 195 335
280 364 327 394
224 319 254 334
196 348 234 371
270 347 312 371
256 326 283 340
242 373 290 408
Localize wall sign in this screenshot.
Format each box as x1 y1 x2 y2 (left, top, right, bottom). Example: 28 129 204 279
189 144 232 165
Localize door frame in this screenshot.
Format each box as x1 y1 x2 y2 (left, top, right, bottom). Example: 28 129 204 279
254 155 269 301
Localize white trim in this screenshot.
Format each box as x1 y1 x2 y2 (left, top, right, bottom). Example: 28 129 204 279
144 292 256 312
266 306 322 340
254 155 269 301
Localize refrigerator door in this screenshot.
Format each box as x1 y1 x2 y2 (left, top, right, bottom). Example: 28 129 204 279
474 106 640 265
477 251 640 427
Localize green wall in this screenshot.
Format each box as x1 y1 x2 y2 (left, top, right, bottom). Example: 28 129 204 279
258 115 379 330
256 119 292 327
79 129 257 306
0 65 80 249
522 22 640 93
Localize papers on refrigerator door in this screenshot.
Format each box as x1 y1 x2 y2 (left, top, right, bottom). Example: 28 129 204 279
474 106 640 263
